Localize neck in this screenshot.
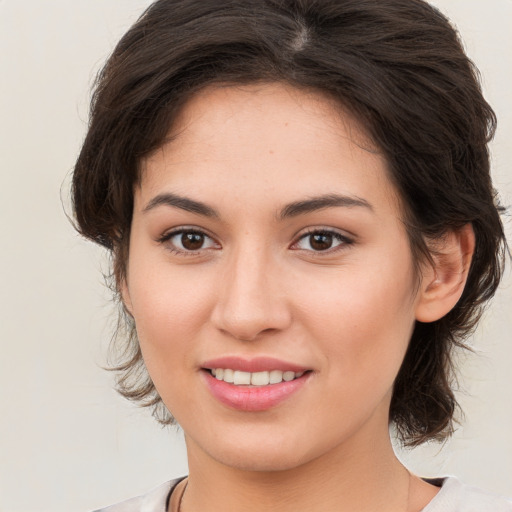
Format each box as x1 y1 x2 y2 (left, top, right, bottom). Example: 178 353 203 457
182 425 412 512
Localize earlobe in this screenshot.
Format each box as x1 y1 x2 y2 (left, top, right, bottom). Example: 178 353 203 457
415 224 475 323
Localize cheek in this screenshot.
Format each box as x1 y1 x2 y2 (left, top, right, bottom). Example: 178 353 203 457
293 273 415 431
126 256 216 365
292 255 417 376
126 268 217 422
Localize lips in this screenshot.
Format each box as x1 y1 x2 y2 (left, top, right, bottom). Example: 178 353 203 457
201 356 312 411
202 356 308 373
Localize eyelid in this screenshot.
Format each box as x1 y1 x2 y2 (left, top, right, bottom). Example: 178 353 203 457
290 227 355 252
157 226 221 255
156 225 354 255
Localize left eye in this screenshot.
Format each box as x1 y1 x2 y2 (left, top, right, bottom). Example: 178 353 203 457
294 231 349 252
164 230 218 252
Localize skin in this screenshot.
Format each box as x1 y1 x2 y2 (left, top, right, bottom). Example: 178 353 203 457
122 83 473 511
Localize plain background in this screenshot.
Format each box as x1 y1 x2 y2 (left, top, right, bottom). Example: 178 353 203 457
0 1 510 511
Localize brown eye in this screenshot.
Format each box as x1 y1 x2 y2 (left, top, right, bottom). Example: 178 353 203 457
293 230 351 252
309 233 333 251
162 229 218 253
181 232 205 250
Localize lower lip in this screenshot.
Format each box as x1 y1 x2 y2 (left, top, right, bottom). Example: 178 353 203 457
203 371 310 412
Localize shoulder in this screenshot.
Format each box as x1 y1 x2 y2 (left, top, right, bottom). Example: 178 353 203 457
92 478 184 512
423 477 512 512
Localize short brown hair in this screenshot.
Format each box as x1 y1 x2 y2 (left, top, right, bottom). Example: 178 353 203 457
72 0 507 446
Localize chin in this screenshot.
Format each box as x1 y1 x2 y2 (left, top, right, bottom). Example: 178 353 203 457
209 444 313 473
186 422 336 474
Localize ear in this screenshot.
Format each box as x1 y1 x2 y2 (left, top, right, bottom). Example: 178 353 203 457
415 224 475 323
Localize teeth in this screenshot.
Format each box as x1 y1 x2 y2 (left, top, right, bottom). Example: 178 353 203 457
283 371 295 382
233 371 251 385
251 371 270 386
223 368 234 383
210 368 306 386
269 370 283 384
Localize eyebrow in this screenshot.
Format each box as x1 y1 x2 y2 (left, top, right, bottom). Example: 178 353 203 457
142 192 373 219
142 192 219 218
278 193 373 219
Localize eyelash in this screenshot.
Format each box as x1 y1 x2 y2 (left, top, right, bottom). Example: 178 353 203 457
291 228 354 254
157 228 219 256
157 227 354 256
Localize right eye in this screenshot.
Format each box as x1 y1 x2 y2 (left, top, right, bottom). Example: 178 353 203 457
159 229 219 254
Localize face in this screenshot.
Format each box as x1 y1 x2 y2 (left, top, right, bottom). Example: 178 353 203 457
123 83 424 472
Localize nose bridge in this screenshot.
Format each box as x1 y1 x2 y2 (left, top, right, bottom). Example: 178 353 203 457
212 240 290 340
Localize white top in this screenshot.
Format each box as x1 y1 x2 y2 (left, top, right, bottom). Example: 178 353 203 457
93 476 512 512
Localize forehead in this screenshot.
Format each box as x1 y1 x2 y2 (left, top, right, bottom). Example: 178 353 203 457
138 82 401 216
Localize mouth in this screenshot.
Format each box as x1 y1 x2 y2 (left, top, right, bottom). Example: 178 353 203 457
200 357 313 411
206 368 307 386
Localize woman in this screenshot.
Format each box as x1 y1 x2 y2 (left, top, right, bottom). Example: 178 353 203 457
72 0 510 510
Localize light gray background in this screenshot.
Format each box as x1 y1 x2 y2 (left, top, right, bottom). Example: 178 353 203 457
0 1 510 511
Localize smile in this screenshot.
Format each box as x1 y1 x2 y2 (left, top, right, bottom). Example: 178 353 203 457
210 368 305 386
203 368 311 412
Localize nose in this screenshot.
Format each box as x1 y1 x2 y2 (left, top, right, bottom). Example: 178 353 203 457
210 245 292 341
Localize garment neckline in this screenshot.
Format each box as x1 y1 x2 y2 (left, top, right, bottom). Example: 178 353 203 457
165 476 452 512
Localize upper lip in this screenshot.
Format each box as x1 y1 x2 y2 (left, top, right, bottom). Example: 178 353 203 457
201 356 310 373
